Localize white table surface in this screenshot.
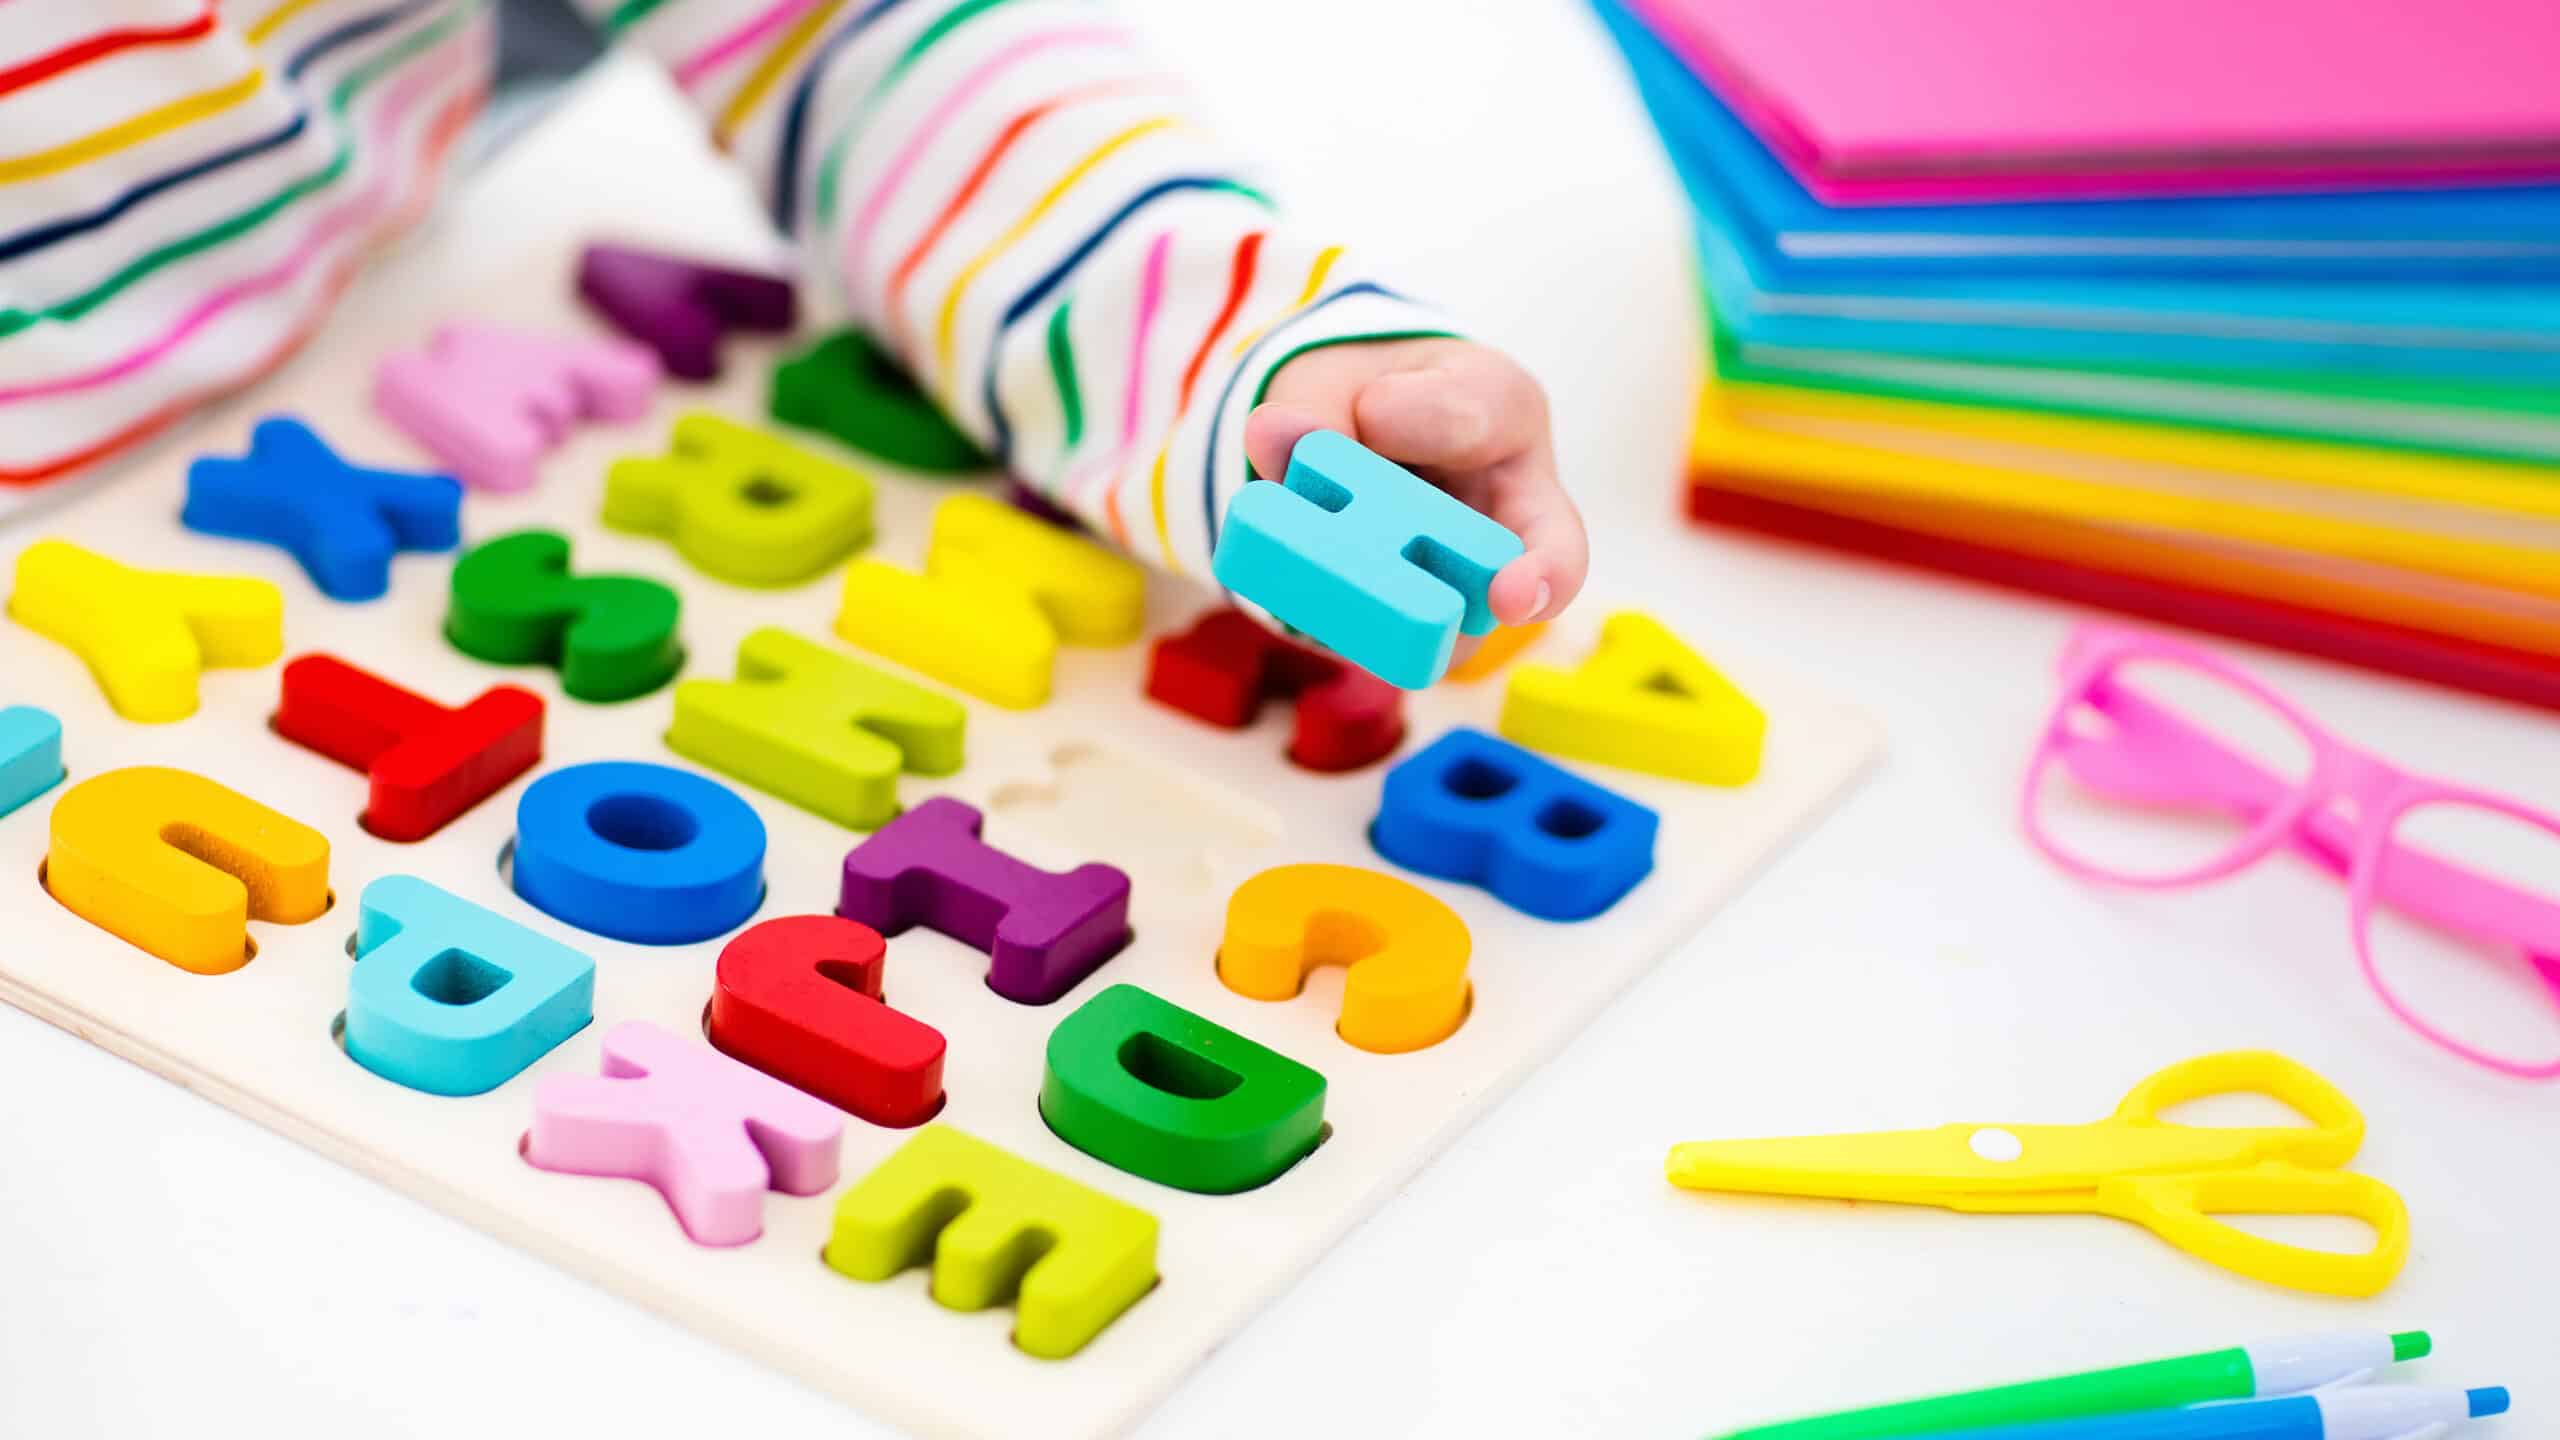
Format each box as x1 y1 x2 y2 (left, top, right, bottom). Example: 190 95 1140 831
3 3 2551 1436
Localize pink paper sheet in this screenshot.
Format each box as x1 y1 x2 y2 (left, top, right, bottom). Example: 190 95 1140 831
1627 0 2560 205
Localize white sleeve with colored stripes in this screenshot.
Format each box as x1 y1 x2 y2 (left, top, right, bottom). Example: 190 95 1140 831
585 0 1461 580
0 0 495 495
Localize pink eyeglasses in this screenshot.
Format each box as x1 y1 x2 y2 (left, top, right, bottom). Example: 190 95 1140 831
2023 625 2560 1079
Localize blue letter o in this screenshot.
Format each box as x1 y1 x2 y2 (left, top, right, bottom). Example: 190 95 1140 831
512 761 765 944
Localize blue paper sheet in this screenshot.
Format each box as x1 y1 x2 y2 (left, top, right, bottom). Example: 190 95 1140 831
1595 0 2560 379
1594 0 2560 288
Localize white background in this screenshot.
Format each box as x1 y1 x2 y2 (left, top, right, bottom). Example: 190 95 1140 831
3 2 2553 1436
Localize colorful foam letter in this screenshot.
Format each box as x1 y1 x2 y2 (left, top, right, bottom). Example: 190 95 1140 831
575 243 795 381
709 915 946 1126
512 761 766 945
1144 608 1405 772
1217 863 1470 1053
771 329 991 472
833 559 1048 708
824 1124 1157 1359
836 796 1130 1005
602 412 873 586
1041 984 1326 1193
526 1020 843 1247
1499 612 1765 785
445 530 683 702
181 417 463 601
0 705 64 817
9 539 283 723
374 323 660 492
667 627 962 831
1371 728 1655 921
833 492 1144 709
1210 430 1523 689
344 875 594 1096
932 492 1144 644
272 654 544 840
44 766 330 974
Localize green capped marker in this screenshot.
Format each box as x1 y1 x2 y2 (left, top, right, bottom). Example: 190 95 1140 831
1718 1331 2431 1440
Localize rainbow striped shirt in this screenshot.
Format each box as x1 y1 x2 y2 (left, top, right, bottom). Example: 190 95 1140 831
0 0 1452 577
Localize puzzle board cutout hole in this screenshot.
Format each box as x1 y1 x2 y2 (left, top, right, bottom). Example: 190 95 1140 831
984 741 1280 896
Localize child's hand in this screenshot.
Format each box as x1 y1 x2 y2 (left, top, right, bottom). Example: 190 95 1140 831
1245 338 1587 627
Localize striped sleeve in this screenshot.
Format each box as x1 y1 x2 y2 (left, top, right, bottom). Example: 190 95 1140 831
584 0 1461 579
0 0 493 496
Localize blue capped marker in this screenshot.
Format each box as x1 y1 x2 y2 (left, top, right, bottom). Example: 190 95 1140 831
1906 1385 2510 1440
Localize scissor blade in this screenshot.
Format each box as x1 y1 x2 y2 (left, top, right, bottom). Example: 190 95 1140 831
1666 1117 2229 1200
1668 1124 2035 1201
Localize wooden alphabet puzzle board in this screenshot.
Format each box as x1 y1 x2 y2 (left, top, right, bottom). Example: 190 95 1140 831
0 232 1879 1438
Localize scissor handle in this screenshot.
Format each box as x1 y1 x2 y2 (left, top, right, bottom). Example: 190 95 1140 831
2108 1164 2411 1298
2113 1051 2365 1166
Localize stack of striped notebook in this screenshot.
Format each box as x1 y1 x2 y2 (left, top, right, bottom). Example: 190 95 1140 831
1593 0 2560 710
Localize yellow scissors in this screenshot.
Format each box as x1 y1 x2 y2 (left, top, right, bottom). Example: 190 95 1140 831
1665 1051 2408 1297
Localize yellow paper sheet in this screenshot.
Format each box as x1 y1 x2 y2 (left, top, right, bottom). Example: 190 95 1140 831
1692 390 2560 600
1690 408 2560 657
1715 383 2560 520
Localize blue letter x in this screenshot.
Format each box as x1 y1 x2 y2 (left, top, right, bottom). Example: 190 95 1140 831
184 415 463 601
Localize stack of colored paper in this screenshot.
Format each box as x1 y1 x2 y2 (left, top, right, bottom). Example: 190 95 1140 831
1592 0 2560 710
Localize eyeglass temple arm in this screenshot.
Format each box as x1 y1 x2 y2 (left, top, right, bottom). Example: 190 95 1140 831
2059 690 2560 959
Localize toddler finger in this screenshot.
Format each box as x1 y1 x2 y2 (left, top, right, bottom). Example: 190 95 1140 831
1488 465 1589 624
1242 401 1342 483
1351 352 1545 472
